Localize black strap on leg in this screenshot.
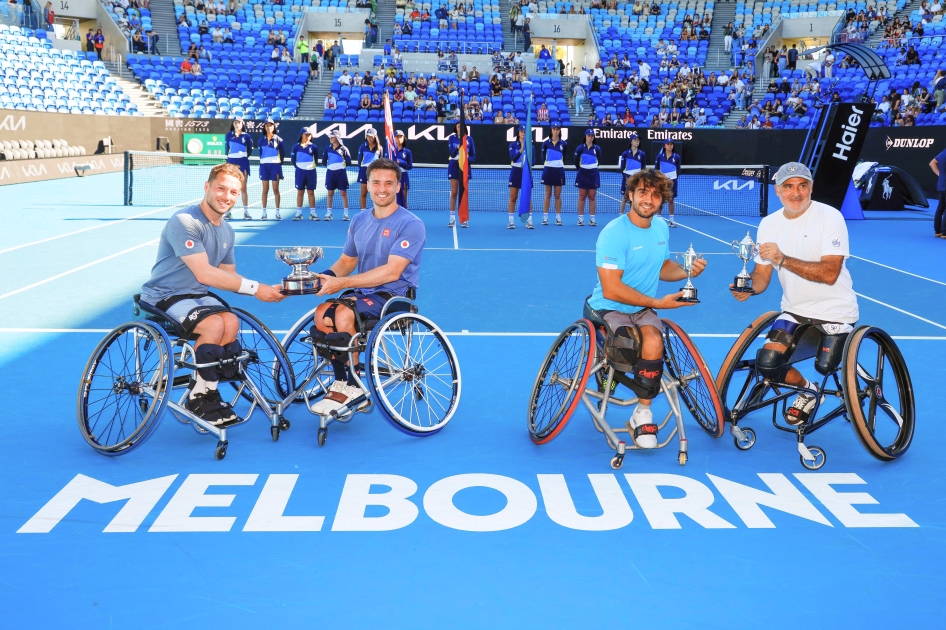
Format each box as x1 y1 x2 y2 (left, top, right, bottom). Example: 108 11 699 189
220 341 242 380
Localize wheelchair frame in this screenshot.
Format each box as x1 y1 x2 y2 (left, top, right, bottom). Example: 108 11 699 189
717 311 916 470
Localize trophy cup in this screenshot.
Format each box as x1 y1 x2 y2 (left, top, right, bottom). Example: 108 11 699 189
675 243 703 303
276 246 324 295
731 231 758 294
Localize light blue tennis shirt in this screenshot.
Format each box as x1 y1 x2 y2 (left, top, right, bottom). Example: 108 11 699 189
589 214 670 314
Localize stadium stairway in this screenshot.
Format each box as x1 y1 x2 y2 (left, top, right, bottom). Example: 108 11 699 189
102 60 168 116
298 73 332 119
501 0 524 52
149 0 184 57
373 0 396 48
705 1 736 75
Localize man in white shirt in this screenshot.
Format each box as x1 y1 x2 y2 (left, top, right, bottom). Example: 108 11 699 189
730 162 859 425
592 62 605 83
577 66 591 88
338 70 351 86
637 59 651 80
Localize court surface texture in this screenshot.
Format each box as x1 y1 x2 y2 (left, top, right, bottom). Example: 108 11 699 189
1 172 944 629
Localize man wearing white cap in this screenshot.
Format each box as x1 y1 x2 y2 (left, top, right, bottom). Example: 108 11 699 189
729 162 859 426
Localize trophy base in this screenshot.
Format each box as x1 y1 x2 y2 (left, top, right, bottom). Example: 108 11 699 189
732 276 755 294
676 288 699 303
280 278 320 295
675 296 700 303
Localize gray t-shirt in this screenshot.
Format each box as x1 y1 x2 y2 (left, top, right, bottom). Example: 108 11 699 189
140 205 236 304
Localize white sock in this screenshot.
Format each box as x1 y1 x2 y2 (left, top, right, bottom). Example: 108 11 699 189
296 207 302 215
450 211 456 221
543 212 549 220
508 214 514 224
243 206 248 212
190 373 218 399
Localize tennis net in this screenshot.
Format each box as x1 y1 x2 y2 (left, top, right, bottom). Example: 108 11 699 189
124 151 769 216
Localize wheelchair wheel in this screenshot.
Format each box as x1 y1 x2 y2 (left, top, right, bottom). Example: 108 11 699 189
842 326 915 461
365 312 461 435
527 319 595 444
280 308 335 403
662 319 726 437
77 321 172 455
716 311 781 419
229 308 294 406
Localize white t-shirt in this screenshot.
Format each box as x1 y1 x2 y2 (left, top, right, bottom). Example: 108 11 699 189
754 201 859 323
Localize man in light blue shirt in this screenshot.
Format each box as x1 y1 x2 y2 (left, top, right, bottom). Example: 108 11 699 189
589 169 706 447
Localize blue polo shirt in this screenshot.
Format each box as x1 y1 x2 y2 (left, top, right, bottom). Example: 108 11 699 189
936 148 946 192
342 206 426 296
589 214 670 314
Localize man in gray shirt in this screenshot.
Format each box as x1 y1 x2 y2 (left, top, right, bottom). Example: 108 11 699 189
141 163 284 424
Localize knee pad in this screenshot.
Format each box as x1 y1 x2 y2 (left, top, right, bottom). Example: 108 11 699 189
756 347 789 381
605 325 641 373
195 344 226 381
220 341 242 380
815 333 848 375
309 326 334 362
633 358 663 399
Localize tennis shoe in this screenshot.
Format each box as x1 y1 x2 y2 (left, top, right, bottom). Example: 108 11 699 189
629 405 657 449
785 387 824 426
526 218 535 229
667 218 677 228
541 217 549 226
185 389 237 425
577 216 584 226
243 210 253 220
309 213 319 221
555 216 563 226
293 211 303 221
507 220 515 229
324 212 333 221
461 221 469 228
224 211 232 220
589 217 597 226
343 211 350 221
447 217 456 228
310 381 366 415
261 210 268 220
275 210 281 220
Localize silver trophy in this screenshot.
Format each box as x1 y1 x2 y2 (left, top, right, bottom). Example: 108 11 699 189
276 246 324 295
675 243 703 303
731 231 758 294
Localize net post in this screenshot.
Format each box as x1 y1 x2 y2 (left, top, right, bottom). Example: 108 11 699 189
761 165 769 217
123 151 131 206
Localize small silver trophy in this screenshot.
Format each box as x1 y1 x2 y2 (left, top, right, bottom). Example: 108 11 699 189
731 231 758 294
276 246 324 295
676 243 703 303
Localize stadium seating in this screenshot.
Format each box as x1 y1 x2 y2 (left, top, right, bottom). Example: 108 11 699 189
393 2 504 54
0 24 140 115
0 138 87 160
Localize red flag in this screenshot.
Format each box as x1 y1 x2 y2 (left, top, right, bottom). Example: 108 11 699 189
383 91 397 160
457 90 470 223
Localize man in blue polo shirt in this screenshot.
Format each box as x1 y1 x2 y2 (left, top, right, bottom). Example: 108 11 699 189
310 157 426 414
588 168 706 447
928 146 946 238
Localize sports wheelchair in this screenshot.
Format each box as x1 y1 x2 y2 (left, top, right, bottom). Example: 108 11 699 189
279 289 461 446
527 300 726 469
716 311 915 470
77 294 294 460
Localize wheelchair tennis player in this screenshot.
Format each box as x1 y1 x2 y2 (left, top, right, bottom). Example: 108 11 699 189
309 157 426 415
589 168 706 447
729 161 859 425
138 163 286 425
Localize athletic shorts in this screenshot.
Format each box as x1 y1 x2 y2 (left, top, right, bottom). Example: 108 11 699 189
400 171 410 190
334 290 389 324
295 169 318 191
448 160 469 180
227 158 250 177
357 166 369 184
575 168 601 190
160 295 230 336
772 312 854 338
670 178 679 198
508 166 522 188
259 163 283 181
601 308 662 335
325 169 349 191
540 166 565 186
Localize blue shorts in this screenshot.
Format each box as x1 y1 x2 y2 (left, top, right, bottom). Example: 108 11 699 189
259 163 283 181
227 158 250 177
159 295 230 336
325 168 349 191
541 166 565 186
337 290 389 323
575 168 600 190
295 169 317 191
508 166 522 189
400 171 410 190
670 178 678 198
357 166 369 184
448 160 469 180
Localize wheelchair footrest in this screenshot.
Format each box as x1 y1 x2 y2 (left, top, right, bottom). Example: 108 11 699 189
216 415 249 429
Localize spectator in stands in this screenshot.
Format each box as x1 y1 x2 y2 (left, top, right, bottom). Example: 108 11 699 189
537 101 550 123
191 60 203 76
469 66 480 82
131 30 146 53
178 13 189 27
788 44 798 71
538 45 551 61
650 2 660 15
180 58 192 74
213 26 223 43
270 45 281 62
523 18 531 51
222 28 233 44
93 29 104 59
197 20 209 36
187 42 198 60
198 45 212 61
281 47 292 63
905 45 920 66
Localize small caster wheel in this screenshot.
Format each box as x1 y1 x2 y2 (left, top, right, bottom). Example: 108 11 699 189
271 426 280 442
139 397 149 413
279 417 290 431
214 441 228 460
734 427 756 451
800 445 826 470
678 451 687 466
317 427 327 447
610 454 624 470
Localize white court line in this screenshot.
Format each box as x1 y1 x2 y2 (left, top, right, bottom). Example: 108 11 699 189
1 328 945 341
0 239 159 302
234 244 734 254
674 219 946 331
452 221 459 250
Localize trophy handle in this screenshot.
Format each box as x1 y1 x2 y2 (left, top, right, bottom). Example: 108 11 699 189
731 241 741 256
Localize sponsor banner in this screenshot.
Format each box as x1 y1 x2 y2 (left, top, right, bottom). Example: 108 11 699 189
0 154 124 186
183 133 227 156
809 103 875 210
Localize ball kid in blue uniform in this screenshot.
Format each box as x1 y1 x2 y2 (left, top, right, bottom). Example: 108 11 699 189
321 129 352 221
618 132 646 215
540 122 567 225
257 118 284 221
290 126 319 221
574 129 602 226
655 138 682 226
506 125 533 229
357 128 383 217
392 129 413 208
224 117 253 220
447 121 476 228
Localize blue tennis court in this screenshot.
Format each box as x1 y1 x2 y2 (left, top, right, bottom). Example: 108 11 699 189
1 172 944 628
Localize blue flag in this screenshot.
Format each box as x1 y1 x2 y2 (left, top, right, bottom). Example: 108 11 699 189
518 95 533 223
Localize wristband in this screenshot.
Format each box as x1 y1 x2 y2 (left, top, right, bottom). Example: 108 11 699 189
238 278 260 295
319 269 337 278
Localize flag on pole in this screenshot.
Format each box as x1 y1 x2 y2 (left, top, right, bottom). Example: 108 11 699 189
518 94 534 223
457 89 471 224
383 91 397 160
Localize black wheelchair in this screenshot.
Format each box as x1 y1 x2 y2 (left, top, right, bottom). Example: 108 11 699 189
76 294 294 460
527 300 725 469
279 289 461 446
716 311 916 470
